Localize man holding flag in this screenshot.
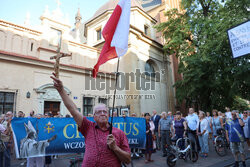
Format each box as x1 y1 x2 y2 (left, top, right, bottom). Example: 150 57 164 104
51 0 131 166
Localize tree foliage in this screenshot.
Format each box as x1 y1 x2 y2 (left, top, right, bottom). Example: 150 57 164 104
155 0 250 112
232 97 250 111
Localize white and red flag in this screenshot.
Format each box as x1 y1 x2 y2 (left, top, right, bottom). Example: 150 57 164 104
92 0 131 78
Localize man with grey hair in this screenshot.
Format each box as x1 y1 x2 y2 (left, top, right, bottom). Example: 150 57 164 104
186 108 200 152
158 112 173 157
167 111 174 120
151 109 161 150
225 110 246 167
51 73 131 166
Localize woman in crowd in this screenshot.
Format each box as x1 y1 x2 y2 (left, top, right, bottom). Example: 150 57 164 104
221 113 226 127
197 111 209 158
210 109 223 140
172 111 187 149
206 112 212 139
141 112 145 118
144 113 155 163
242 111 250 150
218 111 223 118
0 114 5 123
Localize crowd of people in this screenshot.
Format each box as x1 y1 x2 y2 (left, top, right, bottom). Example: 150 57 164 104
140 107 250 167
0 109 71 167
0 105 249 167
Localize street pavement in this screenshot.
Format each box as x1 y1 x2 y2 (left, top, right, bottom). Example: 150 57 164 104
11 140 250 167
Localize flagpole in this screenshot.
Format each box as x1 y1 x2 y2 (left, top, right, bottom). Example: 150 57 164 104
109 57 120 134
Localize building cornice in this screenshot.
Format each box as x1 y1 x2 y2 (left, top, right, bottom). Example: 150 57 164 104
129 25 163 51
131 7 157 23
40 16 71 29
0 50 115 78
145 3 164 13
37 47 71 54
68 41 101 53
91 25 163 52
0 19 42 35
85 6 157 28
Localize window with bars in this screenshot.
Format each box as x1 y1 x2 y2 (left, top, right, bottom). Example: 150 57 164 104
96 29 102 41
144 25 149 36
0 92 15 114
83 97 94 116
145 61 156 77
31 42 33 51
49 27 62 46
98 98 107 105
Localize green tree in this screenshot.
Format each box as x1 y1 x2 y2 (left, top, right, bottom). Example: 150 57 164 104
232 97 250 112
156 0 250 112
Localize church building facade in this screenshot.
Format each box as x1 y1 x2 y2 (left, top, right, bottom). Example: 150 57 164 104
0 0 178 117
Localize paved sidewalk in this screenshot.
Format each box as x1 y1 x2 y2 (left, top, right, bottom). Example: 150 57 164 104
10 140 250 167
210 153 250 167
127 150 250 167
127 140 250 167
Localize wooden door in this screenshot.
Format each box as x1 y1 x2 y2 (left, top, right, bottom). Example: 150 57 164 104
44 101 60 116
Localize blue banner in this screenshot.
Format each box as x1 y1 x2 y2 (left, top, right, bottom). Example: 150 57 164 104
11 117 146 158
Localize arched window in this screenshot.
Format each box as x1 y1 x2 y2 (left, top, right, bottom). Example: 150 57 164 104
145 61 155 77
0 31 6 50
12 35 22 53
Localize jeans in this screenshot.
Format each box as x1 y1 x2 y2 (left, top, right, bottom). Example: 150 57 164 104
198 133 209 154
188 130 201 152
0 142 11 167
161 130 171 154
154 131 161 149
176 134 184 150
27 157 45 167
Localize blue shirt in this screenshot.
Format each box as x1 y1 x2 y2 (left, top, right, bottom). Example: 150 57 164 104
167 116 174 121
159 118 172 131
225 118 245 142
186 113 199 131
248 117 250 138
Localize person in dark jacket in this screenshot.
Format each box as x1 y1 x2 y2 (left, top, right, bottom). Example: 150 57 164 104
151 110 161 150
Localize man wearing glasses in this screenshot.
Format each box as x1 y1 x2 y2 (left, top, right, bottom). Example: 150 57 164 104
225 110 246 167
51 73 131 167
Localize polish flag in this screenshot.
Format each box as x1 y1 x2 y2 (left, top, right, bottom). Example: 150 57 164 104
92 0 131 78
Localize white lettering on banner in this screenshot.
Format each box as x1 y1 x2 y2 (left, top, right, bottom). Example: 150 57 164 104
128 138 139 144
64 142 85 149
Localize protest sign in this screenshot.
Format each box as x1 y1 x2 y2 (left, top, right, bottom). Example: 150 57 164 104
227 20 250 58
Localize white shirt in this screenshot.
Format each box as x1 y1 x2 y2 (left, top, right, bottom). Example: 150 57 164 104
225 112 232 119
149 121 155 134
0 124 5 133
186 113 199 131
153 115 156 121
197 118 209 134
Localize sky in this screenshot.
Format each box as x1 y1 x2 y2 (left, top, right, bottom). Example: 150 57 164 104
0 0 110 27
